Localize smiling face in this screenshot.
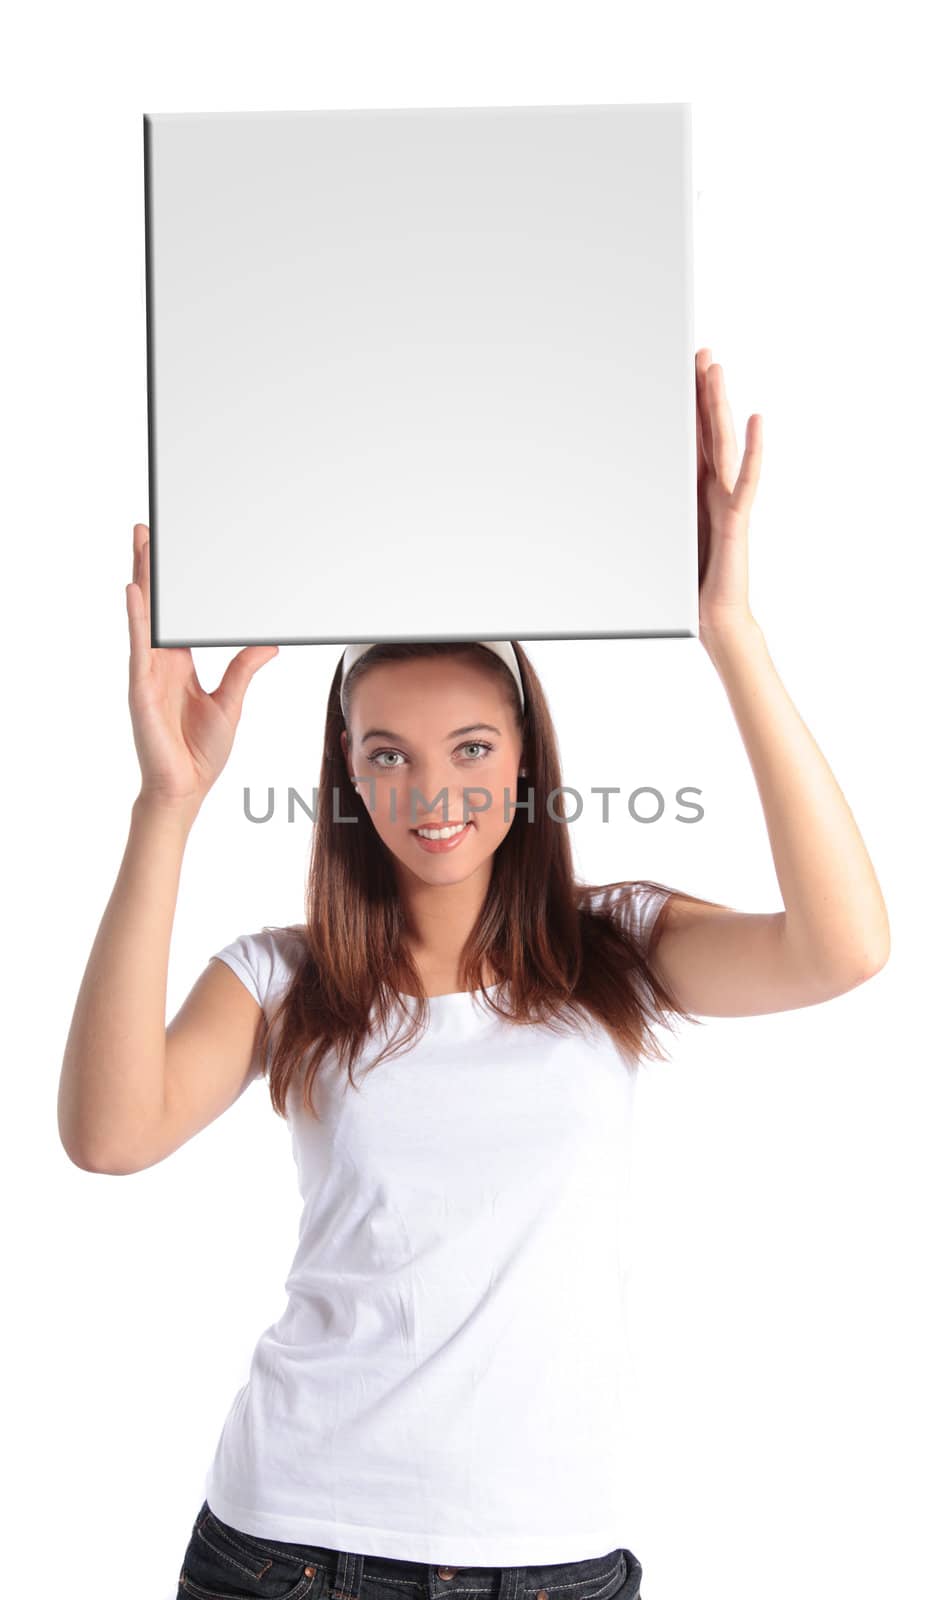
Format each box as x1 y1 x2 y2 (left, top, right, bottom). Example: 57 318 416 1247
340 654 526 890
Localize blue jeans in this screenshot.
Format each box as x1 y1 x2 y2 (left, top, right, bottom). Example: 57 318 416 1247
176 1500 643 1600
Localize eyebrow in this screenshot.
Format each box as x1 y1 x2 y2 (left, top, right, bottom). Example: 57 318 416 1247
360 722 503 744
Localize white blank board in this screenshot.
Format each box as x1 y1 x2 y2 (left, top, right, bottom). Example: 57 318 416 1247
143 103 698 647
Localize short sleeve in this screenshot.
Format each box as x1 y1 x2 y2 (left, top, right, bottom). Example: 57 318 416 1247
616 880 680 955
211 929 278 1009
590 879 680 953
210 926 306 1076
587 881 682 1019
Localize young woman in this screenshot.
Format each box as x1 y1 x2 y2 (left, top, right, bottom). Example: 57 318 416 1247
58 349 889 1600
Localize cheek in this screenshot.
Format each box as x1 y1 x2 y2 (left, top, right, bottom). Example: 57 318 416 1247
363 783 412 828
472 769 520 828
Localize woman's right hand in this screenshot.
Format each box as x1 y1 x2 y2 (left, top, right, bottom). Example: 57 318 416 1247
126 522 280 812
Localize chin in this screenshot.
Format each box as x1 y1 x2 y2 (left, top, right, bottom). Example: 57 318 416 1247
388 823 502 877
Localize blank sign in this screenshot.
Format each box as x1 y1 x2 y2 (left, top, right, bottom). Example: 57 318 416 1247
143 103 698 647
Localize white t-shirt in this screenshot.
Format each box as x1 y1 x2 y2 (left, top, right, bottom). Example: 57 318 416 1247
202 880 677 1565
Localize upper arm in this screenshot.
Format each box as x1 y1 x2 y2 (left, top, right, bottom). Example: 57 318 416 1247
649 895 882 1018
128 956 265 1171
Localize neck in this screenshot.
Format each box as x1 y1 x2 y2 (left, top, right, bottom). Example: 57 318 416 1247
393 858 494 971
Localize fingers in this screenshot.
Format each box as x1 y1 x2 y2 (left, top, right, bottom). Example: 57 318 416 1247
128 524 152 689
127 585 151 688
730 414 763 514
695 349 713 474
213 644 280 723
707 363 740 492
696 355 762 515
133 523 151 630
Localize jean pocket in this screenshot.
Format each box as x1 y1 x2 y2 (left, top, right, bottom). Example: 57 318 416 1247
178 1503 323 1600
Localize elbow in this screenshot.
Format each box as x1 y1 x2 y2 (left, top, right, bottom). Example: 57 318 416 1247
58 1094 144 1175
68 1154 139 1176
60 1133 139 1176
860 942 890 982
858 925 891 982
58 1113 98 1172
800 938 890 1002
58 1117 94 1171
835 938 891 993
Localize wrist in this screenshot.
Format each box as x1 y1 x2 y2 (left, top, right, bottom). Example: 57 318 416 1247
132 788 203 833
699 608 763 653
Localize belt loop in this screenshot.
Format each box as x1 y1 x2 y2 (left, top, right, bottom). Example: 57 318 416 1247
498 1565 523 1600
331 1550 366 1600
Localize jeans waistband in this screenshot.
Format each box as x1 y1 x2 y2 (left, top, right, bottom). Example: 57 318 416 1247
193 1502 642 1600
319 1544 634 1600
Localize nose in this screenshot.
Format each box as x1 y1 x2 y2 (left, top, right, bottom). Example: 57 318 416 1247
403 790 468 825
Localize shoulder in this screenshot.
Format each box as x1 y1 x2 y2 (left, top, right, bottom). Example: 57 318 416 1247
210 923 307 1012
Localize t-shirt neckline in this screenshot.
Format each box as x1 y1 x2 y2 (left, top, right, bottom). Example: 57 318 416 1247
397 982 505 1003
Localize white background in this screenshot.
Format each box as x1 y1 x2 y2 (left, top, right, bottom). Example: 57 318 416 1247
4 4 936 1598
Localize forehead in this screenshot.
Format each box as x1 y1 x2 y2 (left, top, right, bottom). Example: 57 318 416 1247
348 656 516 737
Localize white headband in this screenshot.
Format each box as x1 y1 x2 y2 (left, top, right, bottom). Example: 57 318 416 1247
340 640 525 714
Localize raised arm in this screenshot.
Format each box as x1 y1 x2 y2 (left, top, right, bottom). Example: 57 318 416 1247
58 523 279 1172
649 354 890 1020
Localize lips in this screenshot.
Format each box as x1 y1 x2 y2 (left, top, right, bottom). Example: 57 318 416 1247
409 818 477 852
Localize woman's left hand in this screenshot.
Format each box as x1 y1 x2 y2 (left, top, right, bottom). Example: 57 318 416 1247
695 347 764 639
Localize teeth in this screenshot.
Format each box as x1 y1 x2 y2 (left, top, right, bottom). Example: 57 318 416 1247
416 822 470 840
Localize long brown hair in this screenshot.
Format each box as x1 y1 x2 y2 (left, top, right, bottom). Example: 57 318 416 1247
258 641 704 1119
